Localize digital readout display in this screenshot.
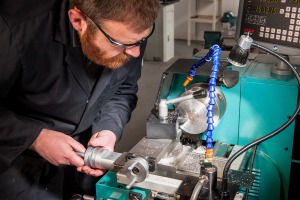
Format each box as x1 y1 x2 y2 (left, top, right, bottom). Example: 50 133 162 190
237 0 300 54
248 5 277 14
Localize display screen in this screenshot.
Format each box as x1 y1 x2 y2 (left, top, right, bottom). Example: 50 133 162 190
236 0 300 55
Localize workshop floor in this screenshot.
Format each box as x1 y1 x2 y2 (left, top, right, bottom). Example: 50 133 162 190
115 39 203 152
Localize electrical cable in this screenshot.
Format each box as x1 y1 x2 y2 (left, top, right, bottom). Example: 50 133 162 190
245 145 258 200
220 42 300 199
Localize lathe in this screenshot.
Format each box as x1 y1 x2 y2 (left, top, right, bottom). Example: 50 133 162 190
78 0 300 199
80 54 299 200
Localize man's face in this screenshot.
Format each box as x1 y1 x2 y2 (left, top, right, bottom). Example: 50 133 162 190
79 20 152 69
80 28 130 69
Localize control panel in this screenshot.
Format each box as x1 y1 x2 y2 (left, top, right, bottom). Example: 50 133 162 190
238 0 300 53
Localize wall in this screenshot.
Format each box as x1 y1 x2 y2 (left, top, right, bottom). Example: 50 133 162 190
174 0 240 41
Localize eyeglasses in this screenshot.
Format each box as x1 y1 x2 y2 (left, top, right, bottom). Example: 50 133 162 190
91 18 155 49
75 7 155 49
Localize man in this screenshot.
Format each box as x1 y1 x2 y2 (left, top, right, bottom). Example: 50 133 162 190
0 0 160 199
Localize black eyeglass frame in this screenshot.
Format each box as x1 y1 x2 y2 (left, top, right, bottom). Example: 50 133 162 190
86 15 155 48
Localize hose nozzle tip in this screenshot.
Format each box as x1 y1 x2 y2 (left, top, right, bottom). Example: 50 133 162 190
183 76 193 87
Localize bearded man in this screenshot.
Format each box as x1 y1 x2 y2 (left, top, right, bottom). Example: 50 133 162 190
0 0 160 199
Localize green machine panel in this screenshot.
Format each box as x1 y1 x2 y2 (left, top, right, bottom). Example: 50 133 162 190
96 171 150 200
238 60 298 200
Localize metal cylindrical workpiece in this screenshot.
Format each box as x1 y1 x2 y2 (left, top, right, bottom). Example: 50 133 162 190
84 147 122 170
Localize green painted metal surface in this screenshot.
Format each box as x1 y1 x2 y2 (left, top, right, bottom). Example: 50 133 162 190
237 61 298 200
239 151 282 200
96 171 150 200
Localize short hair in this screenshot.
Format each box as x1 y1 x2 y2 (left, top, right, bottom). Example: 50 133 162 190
70 0 160 32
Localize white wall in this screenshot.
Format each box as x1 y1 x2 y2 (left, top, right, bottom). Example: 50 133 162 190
174 0 189 40
174 0 240 41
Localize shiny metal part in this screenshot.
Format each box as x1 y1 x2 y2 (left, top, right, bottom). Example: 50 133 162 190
176 83 226 134
123 157 149 189
129 137 175 162
83 147 122 170
129 138 246 179
176 99 207 134
76 152 85 158
190 175 209 200
151 191 179 200
117 172 182 194
158 141 205 174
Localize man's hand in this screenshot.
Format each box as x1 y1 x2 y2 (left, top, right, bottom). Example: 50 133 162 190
30 128 86 167
77 130 116 177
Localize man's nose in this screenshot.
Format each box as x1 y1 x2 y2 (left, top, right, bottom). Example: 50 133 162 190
124 46 140 58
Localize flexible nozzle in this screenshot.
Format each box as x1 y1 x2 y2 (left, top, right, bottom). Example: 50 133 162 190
205 148 214 163
183 76 193 87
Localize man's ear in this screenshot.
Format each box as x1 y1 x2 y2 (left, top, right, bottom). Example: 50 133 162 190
68 9 87 32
